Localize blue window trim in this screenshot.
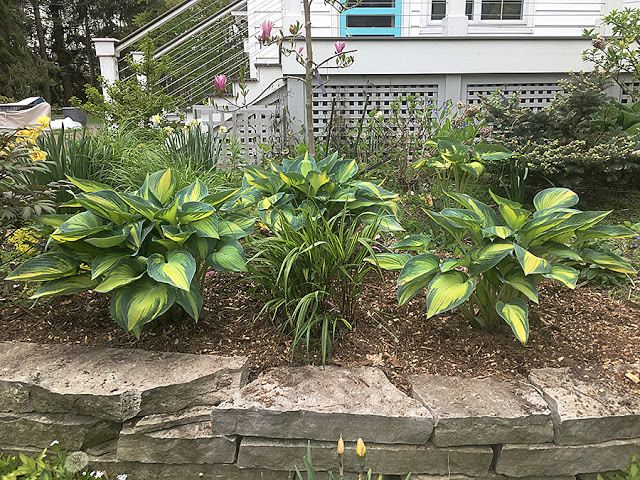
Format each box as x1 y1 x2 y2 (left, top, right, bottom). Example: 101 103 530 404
340 1 402 37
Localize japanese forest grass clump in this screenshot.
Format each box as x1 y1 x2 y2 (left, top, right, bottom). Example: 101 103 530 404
368 187 636 344
6 169 253 337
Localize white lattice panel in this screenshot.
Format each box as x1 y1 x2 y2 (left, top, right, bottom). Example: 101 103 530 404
466 82 562 111
312 83 439 133
620 82 640 104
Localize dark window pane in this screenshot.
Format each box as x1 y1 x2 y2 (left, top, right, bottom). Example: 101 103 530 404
481 0 523 20
431 0 445 20
466 0 474 18
346 0 395 8
346 15 394 27
502 0 522 19
481 1 501 19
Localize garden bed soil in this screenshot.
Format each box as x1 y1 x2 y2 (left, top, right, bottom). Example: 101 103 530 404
1 271 639 396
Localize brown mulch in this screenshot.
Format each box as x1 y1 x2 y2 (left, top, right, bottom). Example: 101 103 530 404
1 271 639 395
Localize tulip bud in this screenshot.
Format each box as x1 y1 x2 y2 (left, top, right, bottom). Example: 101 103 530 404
337 435 345 455
356 438 366 458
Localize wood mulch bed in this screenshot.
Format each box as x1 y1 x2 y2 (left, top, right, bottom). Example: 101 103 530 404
1 271 639 395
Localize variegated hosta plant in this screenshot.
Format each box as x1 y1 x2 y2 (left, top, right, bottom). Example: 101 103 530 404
6 169 253 337
242 151 402 231
367 188 636 344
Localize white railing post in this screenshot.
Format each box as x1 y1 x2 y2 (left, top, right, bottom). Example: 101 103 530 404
599 0 624 37
442 0 468 36
93 38 119 101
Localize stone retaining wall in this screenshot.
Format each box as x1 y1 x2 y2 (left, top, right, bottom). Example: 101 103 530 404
0 341 638 480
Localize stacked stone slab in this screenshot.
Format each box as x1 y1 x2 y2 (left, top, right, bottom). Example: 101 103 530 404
1 341 639 480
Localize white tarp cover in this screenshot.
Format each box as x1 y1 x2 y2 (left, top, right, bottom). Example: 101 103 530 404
0 102 52 129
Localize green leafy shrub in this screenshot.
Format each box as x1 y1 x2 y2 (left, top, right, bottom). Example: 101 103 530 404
242 151 401 231
368 188 636 344
6 169 253 337
598 454 640 480
248 210 380 363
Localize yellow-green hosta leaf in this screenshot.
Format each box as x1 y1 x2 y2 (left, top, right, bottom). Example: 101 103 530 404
542 264 579 289
496 298 529 344
424 211 466 241
206 237 247 272
50 211 111 242
444 192 500 227
397 253 441 305
185 214 219 239
440 256 469 273
329 188 356 204
119 192 159 221
66 175 113 193
498 268 539 303
95 259 146 293
84 230 128 248
154 200 179 226
513 244 552 275
175 280 203 321
6 252 78 281
175 179 208 204
316 151 340 172
202 187 244 209
76 191 134 224
364 253 411 271
575 225 636 243
361 213 404 232
471 143 513 162
306 171 331 196
582 249 636 274
352 181 399 200
481 226 514 239
91 253 130 280
467 241 513 276
177 202 215 223
110 278 176 332
31 275 99 299
533 188 579 212
290 151 317 177
221 213 255 236
184 236 217 262
257 192 285 211
437 137 470 163
128 220 154 254
440 208 483 233
331 158 358 183
533 242 582 262
35 214 74 228
425 271 476 318
161 225 192 245
520 210 575 245
490 190 522 209
459 161 485 178
390 235 432 252
498 204 530 231
146 169 176 204
218 219 247 239
147 250 196 291
279 171 306 188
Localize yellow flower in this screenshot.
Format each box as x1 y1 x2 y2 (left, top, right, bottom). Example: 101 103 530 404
37 115 50 129
337 435 344 455
150 114 163 125
356 438 366 458
31 148 47 162
219 126 227 134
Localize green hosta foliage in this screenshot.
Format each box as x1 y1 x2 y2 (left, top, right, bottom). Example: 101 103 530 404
368 188 635 344
411 136 512 203
7 169 253 337
242 151 401 231
591 99 640 135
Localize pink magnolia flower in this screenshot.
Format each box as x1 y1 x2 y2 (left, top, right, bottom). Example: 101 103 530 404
260 20 274 41
334 41 346 54
298 47 304 55
214 74 227 93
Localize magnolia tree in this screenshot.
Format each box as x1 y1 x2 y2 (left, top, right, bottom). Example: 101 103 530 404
213 8 356 152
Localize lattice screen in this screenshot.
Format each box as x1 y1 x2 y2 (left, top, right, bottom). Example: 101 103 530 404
466 82 562 111
620 82 640 104
312 83 439 133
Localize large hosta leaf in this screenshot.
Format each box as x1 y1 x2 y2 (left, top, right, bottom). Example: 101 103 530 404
533 188 579 212
331 158 358 183
513 244 552 275
390 235 432 253
91 253 130 280
31 275 99 299
498 266 539 303
496 298 529 344
582 249 636 274
95 259 146 293
472 144 513 162
146 169 176 204
425 271 476 318
76 190 134 224
576 225 636 243
66 176 113 193
206 237 247 272
119 193 159 221
6 252 78 282
397 253 441 305
175 280 203 322
51 211 111 242
467 241 513 276
147 250 196 291
84 230 128 248
175 179 208 204
184 236 217 261
177 202 215 223
542 264 579 289
110 278 175 332
364 253 411 271
186 214 219 239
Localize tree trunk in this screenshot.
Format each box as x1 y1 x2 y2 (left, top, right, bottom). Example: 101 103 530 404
50 2 74 104
31 0 51 103
302 0 315 153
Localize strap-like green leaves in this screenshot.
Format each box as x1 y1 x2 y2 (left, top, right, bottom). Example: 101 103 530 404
496 298 529 344
147 250 196 291
425 271 476 318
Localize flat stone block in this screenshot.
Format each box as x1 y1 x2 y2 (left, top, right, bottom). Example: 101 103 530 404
411 374 554 446
529 365 640 445
0 341 248 421
117 412 237 464
237 437 493 476
212 366 433 444
495 438 640 477
0 412 120 450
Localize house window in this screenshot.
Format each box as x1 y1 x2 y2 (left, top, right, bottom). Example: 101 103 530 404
341 0 402 36
430 0 522 21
